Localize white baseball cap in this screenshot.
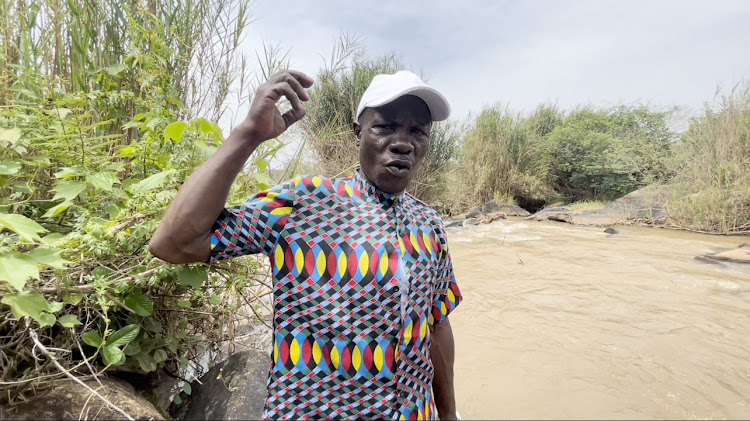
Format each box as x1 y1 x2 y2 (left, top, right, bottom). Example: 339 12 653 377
355 70 451 123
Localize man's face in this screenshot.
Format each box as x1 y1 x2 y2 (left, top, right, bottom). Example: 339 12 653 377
354 95 432 194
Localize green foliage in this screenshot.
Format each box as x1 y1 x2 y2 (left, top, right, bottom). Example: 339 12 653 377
665 85 750 233
543 106 675 200
0 0 270 404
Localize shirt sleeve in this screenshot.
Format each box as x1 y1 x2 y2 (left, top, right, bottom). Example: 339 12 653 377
209 179 296 263
429 219 463 325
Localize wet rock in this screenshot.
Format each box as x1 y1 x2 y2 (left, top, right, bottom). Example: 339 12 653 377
463 217 482 226
482 211 506 224
11 377 162 420
465 206 482 218
604 227 619 234
481 201 501 214
694 255 724 265
494 204 531 217
739 243 750 248
547 214 573 223
700 248 750 264
181 349 269 420
444 219 464 229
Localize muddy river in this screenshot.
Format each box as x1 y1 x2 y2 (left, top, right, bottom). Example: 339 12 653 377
448 219 750 419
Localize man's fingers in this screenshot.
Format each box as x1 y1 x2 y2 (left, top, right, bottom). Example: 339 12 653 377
269 70 314 89
281 106 306 129
269 82 303 112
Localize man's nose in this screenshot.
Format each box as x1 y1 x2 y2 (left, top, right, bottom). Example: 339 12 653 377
389 130 414 154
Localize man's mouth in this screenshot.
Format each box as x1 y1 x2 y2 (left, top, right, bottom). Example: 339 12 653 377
385 160 412 176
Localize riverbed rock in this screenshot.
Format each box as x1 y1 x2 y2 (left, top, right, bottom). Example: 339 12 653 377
604 227 619 234
444 219 464 228
465 206 482 218
482 211 506 224
700 248 750 264
11 377 163 420
548 214 573 223
181 349 269 420
463 217 482 226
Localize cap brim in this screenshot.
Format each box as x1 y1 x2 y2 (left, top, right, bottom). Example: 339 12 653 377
362 86 451 122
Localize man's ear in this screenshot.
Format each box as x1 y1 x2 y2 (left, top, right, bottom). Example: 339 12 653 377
353 122 361 146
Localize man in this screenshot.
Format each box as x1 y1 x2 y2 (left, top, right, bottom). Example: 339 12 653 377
149 69 462 420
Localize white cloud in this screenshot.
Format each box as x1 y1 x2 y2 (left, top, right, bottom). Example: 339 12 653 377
232 0 750 129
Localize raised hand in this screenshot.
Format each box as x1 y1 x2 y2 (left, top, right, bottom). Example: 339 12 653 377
239 70 314 143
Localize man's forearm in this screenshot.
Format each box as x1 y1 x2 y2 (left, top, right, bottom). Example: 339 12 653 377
149 124 262 263
431 317 457 420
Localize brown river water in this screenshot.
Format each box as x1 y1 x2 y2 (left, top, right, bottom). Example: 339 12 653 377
447 219 750 420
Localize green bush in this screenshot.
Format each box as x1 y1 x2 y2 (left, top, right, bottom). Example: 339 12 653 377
0 0 269 406
543 105 675 201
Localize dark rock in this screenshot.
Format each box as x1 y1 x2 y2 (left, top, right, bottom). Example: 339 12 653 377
604 227 619 234
444 219 464 229
465 206 482 218
739 243 750 248
547 214 573 223
494 204 531 217
182 349 269 420
481 201 501 214
12 377 163 420
463 217 481 226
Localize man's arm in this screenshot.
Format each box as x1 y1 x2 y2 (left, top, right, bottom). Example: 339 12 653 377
148 70 313 264
431 317 457 420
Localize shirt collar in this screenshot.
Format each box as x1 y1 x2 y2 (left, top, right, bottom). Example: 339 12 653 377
352 168 405 204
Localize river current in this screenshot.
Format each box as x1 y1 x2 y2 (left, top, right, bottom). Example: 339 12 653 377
448 219 750 419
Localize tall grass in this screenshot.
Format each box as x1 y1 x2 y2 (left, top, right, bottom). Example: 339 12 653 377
666 84 750 233
446 104 559 212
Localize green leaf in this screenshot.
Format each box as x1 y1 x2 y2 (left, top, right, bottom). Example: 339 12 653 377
11 181 34 195
122 120 143 130
62 292 83 305
173 394 182 405
123 341 142 356
178 266 207 289
254 172 272 188
53 167 81 179
102 344 125 365
179 356 189 371
164 121 188 142
117 145 136 158
0 252 39 290
145 318 162 333
104 63 127 77
41 233 67 246
38 313 56 328
124 290 153 316
0 160 20 175
52 107 72 119
0 127 22 146
182 382 192 395
42 201 72 218
58 314 82 328
1 291 51 325
0 213 48 242
82 331 103 347
51 181 85 202
177 299 192 308
27 247 69 269
86 172 119 192
137 352 156 372
47 301 63 313
128 169 175 193
153 349 167 363
208 295 221 306
106 324 140 347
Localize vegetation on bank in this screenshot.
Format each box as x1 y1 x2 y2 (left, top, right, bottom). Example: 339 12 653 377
301 48 749 234
0 0 276 409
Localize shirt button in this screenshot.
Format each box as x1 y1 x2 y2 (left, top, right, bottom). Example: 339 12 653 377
394 285 400 292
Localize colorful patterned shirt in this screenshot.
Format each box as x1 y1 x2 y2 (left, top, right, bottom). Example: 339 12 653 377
209 169 462 420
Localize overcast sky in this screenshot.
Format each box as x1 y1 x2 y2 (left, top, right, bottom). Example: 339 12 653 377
234 0 750 126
